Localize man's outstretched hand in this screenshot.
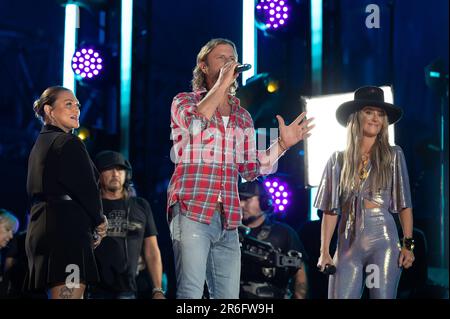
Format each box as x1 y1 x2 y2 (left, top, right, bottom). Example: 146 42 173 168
276 112 315 149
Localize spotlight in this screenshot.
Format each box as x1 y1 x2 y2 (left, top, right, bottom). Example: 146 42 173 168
72 46 104 80
263 178 291 213
256 0 290 30
77 127 90 140
236 73 279 109
266 79 279 93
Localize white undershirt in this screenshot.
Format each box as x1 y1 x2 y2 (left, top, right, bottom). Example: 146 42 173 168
222 116 230 129
218 116 230 203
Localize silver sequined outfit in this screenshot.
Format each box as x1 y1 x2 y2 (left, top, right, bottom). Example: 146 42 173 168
314 146 412 299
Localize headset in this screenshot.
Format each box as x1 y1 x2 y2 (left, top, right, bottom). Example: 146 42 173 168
258 181 273 213
239 179 274 214
123 159 133 188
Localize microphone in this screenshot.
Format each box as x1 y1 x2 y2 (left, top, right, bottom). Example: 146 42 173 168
235 63 252 74
322 264 336 275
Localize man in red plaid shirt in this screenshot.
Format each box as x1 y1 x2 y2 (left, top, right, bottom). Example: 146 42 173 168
168 38 314 299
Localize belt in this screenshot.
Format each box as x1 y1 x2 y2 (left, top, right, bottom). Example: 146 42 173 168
31 194 72 205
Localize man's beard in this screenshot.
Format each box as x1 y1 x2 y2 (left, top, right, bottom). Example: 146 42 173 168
106 180 123 193
242 212 265 226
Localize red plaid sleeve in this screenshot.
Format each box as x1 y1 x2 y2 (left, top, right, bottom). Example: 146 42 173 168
171 92 209 132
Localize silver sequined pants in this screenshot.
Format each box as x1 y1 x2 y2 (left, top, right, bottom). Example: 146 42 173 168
329 207 402 299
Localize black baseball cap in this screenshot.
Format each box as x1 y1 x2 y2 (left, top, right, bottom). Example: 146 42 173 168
238 180 266 200
94 150 131 172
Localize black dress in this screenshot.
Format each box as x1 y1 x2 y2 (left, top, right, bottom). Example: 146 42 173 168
26 124 104 290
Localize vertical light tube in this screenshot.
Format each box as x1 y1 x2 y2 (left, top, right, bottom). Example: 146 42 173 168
242 0 257 84
310 0 323 93
310 187 319 221
309 0 323 220
63 4 79 93
120 0 133 159
440 109 445 267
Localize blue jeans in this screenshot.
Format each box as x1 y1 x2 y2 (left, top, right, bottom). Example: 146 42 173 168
170 204 241 299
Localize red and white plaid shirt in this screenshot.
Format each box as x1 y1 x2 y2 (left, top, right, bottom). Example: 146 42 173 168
167 89 261 229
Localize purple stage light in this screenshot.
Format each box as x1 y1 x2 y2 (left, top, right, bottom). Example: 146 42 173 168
256 0 290 30
71 47 104 80
263 178 291 213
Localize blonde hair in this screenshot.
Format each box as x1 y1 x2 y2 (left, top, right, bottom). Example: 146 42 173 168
191 38 238 95
0 209 19 234
340 110 393 197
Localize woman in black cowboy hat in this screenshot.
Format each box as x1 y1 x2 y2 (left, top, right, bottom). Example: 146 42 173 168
314 86 414 299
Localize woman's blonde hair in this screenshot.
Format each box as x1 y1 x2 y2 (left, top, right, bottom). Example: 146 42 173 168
191 38 239 95
0 208 19 234
340 110 393 197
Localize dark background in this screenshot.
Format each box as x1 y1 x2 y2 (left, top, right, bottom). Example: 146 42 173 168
0 0 448 298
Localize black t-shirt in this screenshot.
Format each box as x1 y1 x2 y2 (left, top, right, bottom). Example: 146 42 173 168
240 218 308 290
93 197 158 293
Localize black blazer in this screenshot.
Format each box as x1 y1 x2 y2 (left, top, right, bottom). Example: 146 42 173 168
25 124 104 289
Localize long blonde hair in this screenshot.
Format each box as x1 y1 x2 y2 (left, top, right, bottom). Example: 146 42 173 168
340 110 393 196
191 38 238 95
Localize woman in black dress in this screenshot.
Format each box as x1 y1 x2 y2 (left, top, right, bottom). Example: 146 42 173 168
26 86 108 299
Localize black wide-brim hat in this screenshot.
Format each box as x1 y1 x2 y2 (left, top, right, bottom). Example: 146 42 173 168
336 86 403 127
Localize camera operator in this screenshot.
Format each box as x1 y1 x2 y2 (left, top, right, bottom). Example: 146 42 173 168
238 180 308 299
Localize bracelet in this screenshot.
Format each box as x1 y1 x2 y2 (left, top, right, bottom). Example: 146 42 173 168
152 287 165 296
277 137 289 153
402 237 415 251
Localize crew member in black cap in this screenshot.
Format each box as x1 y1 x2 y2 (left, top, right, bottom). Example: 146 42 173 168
238 179 308 299
89 151 165 299
315 86 414 299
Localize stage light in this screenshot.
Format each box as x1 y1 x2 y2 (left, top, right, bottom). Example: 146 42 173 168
72 46 104 80
425 58 448 96
63 3 79 93
243 0 257 84
256 0 290 30
236 73 279 111
266 80 279 93
263 178 291 213
77 127 90 141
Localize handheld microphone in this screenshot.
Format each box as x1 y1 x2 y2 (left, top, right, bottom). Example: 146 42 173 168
322 264 336 275
235 63 252 74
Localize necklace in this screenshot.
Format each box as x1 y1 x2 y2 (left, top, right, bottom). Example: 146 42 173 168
359 154 370 181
